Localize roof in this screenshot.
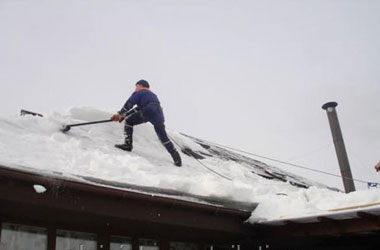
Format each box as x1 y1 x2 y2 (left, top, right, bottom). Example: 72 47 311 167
8 107 380 228
0 107 336 215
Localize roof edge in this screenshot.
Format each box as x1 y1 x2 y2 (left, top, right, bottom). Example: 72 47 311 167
0 164 254 218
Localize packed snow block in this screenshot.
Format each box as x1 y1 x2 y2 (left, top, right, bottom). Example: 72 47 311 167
182 134 337 191
181 147 206 160
20 109 43 117
67 107 111 121
262 170 311 189
80 175 258 212
196 142 211 149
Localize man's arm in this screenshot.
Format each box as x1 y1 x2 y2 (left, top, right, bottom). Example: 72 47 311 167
111 107 138 122
118 100 134 117
118 91 140 116
111 92 140 122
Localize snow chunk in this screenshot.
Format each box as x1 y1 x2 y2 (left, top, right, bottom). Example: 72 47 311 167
33 185 47 194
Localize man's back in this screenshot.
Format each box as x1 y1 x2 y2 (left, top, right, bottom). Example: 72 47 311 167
129 89 160 110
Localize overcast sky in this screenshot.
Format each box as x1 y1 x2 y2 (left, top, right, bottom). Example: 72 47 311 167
1 0 379 191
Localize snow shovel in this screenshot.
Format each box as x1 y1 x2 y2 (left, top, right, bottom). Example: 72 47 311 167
61 119 113 133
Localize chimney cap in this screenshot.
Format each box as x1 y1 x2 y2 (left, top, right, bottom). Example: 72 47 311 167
322 102 338 110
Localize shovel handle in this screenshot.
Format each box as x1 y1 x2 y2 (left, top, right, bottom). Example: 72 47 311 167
61 119 113 132
67 119 113 128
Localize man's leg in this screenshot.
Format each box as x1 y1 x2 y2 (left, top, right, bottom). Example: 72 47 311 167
116 112 145 151
153 124 182 167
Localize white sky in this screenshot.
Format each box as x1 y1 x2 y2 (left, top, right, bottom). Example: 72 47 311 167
0 0 379 190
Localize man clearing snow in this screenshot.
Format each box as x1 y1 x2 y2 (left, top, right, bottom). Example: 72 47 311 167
111 80 182 167
375 161 380 172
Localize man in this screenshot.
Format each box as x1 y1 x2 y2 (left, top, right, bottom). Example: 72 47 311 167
111 80 182 167
375 161 380 172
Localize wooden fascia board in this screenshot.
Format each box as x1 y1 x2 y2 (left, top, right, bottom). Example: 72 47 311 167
252 214 380 238
0 166 251 234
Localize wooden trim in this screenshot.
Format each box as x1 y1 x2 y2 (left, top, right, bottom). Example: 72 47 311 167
132 237 139 250
328 202 380 212
47 227 56 250
0 165 250 219
357 211 379 220
160 238 169 250
254 214 380 238
316 217 338 223
97 231 110 250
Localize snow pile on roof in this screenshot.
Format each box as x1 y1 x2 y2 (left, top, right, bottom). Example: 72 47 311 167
1 107 380 222
248 187 380 224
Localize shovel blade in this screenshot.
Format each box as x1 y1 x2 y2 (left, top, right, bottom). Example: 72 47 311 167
60 125 71 133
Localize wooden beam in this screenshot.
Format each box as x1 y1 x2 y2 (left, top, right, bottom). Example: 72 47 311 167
254 215 380 238
47 226 56 250
329 202 380 212
283 220 299 226
317 216 338 223
356 212 379 220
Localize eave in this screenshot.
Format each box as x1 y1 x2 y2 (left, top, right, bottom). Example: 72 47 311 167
0 164 254 243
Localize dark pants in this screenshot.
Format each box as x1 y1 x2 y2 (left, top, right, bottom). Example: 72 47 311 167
124 111 176 153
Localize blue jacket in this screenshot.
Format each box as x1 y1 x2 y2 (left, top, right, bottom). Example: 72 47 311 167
119 89 165 124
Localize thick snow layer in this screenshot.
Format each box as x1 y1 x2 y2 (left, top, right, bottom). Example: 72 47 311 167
248 187 380 223
1 107 380 223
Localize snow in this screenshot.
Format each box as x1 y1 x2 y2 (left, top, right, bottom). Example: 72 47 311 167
1 107 380 223
248 187 380 223
33 184 47 194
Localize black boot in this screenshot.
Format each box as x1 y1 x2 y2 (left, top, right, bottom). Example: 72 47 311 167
170 149 182 167
115 124 133 151
115 141 132 152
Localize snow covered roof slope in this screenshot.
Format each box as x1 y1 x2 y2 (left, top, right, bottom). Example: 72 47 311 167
1 107 380 222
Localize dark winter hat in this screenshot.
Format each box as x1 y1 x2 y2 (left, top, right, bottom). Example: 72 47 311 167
136 79 150 88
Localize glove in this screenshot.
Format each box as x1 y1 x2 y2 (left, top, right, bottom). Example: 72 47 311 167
111 113 121 122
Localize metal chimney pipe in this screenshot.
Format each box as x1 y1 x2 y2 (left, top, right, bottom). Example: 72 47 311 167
322 102 356 193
